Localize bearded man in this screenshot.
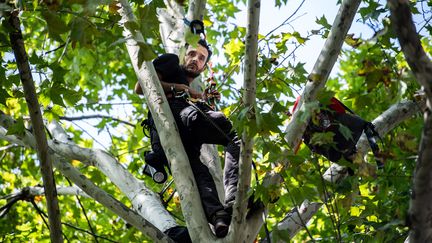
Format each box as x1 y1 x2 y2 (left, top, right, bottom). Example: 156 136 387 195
135 39 239 240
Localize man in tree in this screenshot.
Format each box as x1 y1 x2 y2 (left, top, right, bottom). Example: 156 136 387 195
135 39 240 238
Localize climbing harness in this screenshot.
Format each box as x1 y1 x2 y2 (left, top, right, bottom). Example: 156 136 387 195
205 61 219 110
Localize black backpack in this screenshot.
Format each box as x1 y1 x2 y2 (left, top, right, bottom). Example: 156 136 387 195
293 97 383 169
140 112 170 184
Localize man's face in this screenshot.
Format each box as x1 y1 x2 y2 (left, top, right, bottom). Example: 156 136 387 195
182 45 209 79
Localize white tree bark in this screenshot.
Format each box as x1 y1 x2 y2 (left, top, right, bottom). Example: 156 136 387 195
284 0 362 149
230 0 260 241
3 186 89 200
200 144 225 201
117 1 214 240
158 0 185 54
185 0 206 22
52 156 172 243
0 115 174 242
157 0 225 199
47 120 178 233
24 186 90 198
275 200 322 239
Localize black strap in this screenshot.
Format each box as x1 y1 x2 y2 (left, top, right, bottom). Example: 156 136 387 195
185 99 233 141
183 18 205 36
140 118 151 138
364 123 384 169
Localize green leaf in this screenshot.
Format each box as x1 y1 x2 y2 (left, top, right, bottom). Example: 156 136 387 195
29 53 48 69
223 38 244 62
338 123 353 141
8 74 21 86
49 88 66 107
0 31 9 46
50 62 68 84
274 0 288 8
0 88 11 105
316 15 332 29
137 1 163 38
44 105 64 122
41 10 68 42
70 17 97 48
49 81 67 107
310 131 335 146
137 42 156 67
6 117 26 136
124 20 141 33
292 31 308 44
134 122 145 142
185 32 201 46
317 90 336 105
63 89 83 106
16 222 32 232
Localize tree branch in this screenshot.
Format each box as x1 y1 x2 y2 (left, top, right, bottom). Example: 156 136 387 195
273 200 322 239
7 10 63 242
59 115 135 127
186 0 206 22
0 114 178 241
47 120 178 235
25 186 90 198
116 1 213 240
158 0 186 54
52 156 172 242
388 0 432 241
231 0 260 240
388 0 432 98
284 0 362 149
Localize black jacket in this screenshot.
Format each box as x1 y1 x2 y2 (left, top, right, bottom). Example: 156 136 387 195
153 54 188 86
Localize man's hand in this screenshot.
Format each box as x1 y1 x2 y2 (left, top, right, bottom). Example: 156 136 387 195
203 87 221 101
174 84 202 99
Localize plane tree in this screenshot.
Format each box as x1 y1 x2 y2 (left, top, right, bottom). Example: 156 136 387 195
0 0 431 242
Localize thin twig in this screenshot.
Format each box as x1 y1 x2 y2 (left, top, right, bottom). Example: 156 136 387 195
60 115 135 127
264 0 307 38
314 157 341 242
43 43 66 55
66 178 99 243
68 120 109 151
32 198 117 242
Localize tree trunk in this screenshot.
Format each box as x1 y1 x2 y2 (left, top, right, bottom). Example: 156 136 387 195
117 0 215 240
231 0 260 241
284 0 362 149
7 9 63 243
388 0 432 241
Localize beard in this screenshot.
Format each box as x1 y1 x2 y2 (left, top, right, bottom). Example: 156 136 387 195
181 64 201 79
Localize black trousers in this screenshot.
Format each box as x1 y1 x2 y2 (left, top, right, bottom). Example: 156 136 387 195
150 98 240 220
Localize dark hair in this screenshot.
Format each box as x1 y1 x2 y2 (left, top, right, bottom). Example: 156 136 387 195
197 39 212 63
